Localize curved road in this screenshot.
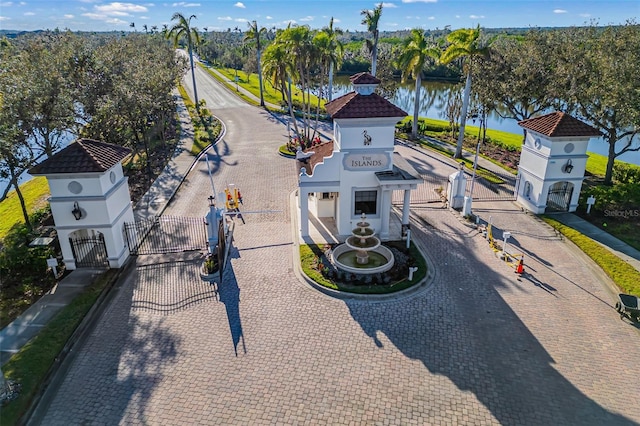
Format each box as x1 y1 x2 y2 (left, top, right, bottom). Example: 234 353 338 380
35 68 640 425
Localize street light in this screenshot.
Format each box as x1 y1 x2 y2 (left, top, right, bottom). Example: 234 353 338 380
462 112 484 217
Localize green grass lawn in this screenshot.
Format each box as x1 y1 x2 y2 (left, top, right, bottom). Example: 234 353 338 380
207 66 325 110
0 177 50 240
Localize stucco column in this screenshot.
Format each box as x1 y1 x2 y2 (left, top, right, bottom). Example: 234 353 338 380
402 189 411 225
57 229 77 270
380 189 390 240
300 189 309 237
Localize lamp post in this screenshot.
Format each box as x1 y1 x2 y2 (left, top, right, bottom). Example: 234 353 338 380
462 112 484 216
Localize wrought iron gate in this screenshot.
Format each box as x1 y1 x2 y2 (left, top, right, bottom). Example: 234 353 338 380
546 182 574 212
469 169 520 201
124 215 207 255
70 234 109 268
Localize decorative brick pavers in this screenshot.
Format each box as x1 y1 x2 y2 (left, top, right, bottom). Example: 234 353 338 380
36 75 640 425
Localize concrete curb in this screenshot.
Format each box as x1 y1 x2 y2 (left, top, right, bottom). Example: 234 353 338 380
288 190 437 303
23 260 135 426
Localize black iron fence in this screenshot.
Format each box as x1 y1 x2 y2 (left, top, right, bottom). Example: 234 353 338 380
70 234 109 268
124 215 207 255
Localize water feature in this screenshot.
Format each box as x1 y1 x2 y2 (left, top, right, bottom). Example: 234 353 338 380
331 213 394 274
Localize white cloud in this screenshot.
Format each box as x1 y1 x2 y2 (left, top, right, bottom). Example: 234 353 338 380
64 14 75 18
455 15 460 18
106 18 128 25
299 15 314 22
554 9 568 14
381 2 398 8
402 0 437 3
234 2 245 8
234 18 248 23
218 16 232 21
82 13 108 20
428 16 435 20
0 2 13 6
0 16 10 21
469 14 485 19
265 15 272 20
95 2 148 13
172 2 200 6
283 19 296 25
24 11 34 16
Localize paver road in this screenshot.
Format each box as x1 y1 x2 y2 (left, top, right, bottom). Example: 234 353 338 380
34 69 640 425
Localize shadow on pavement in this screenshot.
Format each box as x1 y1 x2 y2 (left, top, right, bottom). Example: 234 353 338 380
345 224 635 425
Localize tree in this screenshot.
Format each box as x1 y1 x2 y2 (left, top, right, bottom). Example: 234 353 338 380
262 36 296 128
396 29 441 139
321 17 344 101
441 25 492 158
471 32 556 140
167 13 201 107
361 3 383 76
244 20 268 107
548 22 640 185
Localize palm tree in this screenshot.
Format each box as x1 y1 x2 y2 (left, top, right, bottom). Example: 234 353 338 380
361 3 383 76
321 17 344 101
262 35 301 139
397 29 441 140
441 25 492 158
167 13 201 107
244 20 268 107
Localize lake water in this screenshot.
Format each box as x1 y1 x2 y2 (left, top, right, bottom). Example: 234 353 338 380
331 75 640 166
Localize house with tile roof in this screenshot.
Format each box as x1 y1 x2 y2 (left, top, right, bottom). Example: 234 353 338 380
29 139 134 270
517 112 601 214
297 73 422 240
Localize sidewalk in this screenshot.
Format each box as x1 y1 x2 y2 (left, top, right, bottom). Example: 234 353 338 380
0 92 199 366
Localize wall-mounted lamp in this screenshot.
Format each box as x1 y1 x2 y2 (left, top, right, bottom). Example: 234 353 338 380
562 159 574 174
71 201 83 220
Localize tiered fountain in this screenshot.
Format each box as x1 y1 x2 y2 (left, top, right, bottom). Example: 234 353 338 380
331 213 394 274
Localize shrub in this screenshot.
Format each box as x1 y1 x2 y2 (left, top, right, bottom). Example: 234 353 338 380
612 162 640 184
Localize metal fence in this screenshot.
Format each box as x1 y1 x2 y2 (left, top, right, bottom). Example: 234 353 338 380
124 215 207 255
70 234 109 268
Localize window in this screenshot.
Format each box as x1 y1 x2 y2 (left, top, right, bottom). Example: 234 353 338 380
354 190 377 215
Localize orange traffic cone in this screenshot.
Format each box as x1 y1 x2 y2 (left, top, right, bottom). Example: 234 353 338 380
515 257 524 274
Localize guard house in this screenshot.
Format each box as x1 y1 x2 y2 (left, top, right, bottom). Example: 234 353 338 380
516 112 601 213
29 139 134 270
298 73 422 240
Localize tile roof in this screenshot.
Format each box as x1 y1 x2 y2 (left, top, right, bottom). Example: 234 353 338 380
518 112 601 137
297 141 334 175
349 72 381 85
29 139 132 175
325 92 407 119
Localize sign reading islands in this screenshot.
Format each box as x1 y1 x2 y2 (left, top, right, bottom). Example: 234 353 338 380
343 152 390 171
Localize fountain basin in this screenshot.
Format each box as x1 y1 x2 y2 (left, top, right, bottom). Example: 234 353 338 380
331 243 394 274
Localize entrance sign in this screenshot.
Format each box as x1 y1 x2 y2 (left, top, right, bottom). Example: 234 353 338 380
343 152 390 171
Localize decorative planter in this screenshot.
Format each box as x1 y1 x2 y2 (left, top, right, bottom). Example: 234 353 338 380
199 261 218 282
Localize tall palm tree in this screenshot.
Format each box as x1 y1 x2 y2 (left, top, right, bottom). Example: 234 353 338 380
321 17 343 101
167 13 201 107
262 34 300 138
244 20 268 107
397 29 441 140
361 3 383 76
441 25 492 158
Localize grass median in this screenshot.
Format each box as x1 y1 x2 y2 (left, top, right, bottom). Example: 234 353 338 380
542 216 640 297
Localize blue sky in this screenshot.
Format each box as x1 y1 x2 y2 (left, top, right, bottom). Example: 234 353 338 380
0 0 637 32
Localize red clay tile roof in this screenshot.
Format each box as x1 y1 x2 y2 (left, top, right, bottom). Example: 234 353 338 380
325 92 407 119
29 139 132 175
518 112 601 137
349 72 381 85
297 141 334 175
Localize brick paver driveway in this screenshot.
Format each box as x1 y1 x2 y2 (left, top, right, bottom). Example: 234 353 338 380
35 69 640 425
